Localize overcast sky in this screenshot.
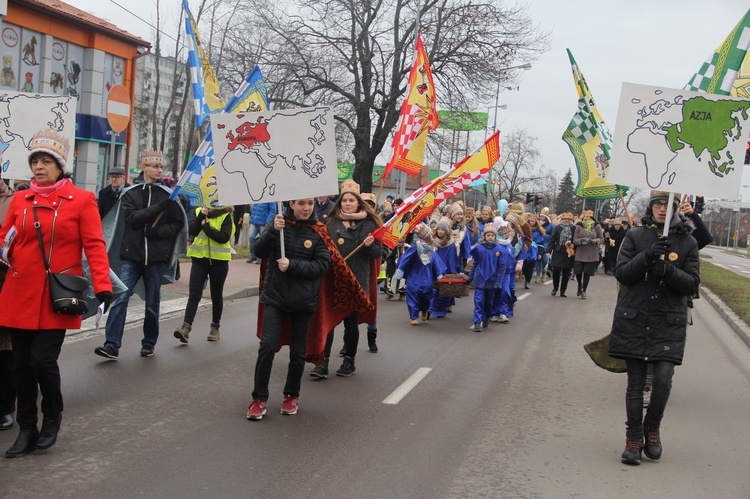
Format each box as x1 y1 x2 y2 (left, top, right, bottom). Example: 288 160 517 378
66 0 750 199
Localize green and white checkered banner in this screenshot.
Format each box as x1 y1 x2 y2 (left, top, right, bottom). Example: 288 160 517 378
567 99 597 145
684 9 750 95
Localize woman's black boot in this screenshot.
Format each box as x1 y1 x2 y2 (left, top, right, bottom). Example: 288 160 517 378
36 415 62 451
5 428 39 458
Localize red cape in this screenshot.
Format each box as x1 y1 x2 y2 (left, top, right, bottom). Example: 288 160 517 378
256 222 375 364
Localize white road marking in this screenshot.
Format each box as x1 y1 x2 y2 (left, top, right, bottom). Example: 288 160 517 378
714 263 728 269
542 280 553 285
517 292 531 300
382 367 432 405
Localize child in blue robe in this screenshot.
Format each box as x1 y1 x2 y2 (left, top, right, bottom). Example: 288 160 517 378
467 223 505 332
394 224 446 325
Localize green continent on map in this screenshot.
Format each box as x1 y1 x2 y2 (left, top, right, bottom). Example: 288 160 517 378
663 96 750 177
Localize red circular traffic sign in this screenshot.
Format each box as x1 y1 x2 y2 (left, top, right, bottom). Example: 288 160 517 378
106 84 131 133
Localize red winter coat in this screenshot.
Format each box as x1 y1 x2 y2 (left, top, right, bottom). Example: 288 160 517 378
0 180 112 330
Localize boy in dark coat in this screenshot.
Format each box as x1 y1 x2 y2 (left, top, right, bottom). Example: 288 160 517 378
608 191 700 465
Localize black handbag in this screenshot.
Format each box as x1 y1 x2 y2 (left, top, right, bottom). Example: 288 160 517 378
33 207 90 315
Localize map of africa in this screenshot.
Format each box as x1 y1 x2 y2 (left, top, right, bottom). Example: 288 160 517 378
0 91 76 180
210 107 338 205
610 83 750 198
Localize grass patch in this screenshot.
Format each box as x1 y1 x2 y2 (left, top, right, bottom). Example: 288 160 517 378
700 260 750 325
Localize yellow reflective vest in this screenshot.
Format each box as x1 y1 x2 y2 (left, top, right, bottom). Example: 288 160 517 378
187 208 235 261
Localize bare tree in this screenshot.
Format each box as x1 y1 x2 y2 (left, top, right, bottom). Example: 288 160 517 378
493 129 542 203
216 0 549 192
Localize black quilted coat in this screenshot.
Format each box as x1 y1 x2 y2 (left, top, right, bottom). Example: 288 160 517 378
608 215 700 365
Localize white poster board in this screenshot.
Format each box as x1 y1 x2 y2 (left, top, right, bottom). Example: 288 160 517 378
0 90 76 180
210 107 338 205
609 82 750 199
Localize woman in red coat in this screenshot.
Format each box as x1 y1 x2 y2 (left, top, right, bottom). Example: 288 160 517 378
0 129 112 458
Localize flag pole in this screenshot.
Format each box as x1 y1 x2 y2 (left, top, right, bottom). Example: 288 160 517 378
618 189 633 227
662 192 675 238
343 240 368 262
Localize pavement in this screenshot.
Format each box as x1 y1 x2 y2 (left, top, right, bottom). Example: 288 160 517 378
70 257 262 338
71 251 750 351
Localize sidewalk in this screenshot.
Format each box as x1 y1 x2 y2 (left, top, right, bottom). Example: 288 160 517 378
71 257 261 337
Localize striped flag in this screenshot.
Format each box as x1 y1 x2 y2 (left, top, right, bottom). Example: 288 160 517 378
685 9 750 95
173 67 271 203
183 0 225 127
373 131 500 248
561 49 623 200
382 34 439 178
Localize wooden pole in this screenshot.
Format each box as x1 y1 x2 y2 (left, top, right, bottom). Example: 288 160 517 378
618 190 633 227
277 201 286 259
343 240 367 262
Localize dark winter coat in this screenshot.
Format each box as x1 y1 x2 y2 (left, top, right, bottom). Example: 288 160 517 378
326 216 381 297
547 223 575 269
604 226 627 262
256 211 331 313
119 182 185 265
608 215 700 365
98 182 130 219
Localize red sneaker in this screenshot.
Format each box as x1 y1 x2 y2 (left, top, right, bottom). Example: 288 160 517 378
280 395 299 415
246 400 267 420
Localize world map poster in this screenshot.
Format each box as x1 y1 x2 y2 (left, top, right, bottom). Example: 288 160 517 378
0 90 76 180
608 82 750 199
209 107 338 205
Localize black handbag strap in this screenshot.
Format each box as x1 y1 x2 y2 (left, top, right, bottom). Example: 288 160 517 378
32 207 51 273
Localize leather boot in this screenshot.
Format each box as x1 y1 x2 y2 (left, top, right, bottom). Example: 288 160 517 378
336 356 356 377
643 423 662 460
620 438 643 465
0 412 14 431
36 415 62 451
367 330 378 353
5 428 39 458
174 322 191 344
207 323 220 341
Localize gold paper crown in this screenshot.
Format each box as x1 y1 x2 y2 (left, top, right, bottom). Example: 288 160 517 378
581 209 594 218
560 212 574 220
29 129 70 170
340 179 360 195
141 150 163 165
360 192 376 205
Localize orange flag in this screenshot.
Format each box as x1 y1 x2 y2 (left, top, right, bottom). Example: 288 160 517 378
383 34 439 178
373 131 501 248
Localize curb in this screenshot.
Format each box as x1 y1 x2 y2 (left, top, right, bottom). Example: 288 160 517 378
700 285 750 349
66 285 259 341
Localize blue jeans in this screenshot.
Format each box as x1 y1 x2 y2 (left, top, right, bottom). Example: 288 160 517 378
104 260 165 353
248 224 263 260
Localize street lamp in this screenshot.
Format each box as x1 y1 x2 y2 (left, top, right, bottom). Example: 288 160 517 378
492 62 532 131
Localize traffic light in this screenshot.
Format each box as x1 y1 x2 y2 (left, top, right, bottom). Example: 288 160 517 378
694 195 704 215
534 195 542 205
745 142 750 164
525 193 532 203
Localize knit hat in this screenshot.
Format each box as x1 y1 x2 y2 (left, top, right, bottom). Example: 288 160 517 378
413 223 431 240
141 150 163 166
28 129 70 171
446 203 463 220
436 216 452 234
649 190 681 208
340 179 360 195
483 223 497 235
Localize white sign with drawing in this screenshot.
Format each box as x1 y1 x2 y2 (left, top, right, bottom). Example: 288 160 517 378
609 82 750 198
210 107 338 205
0 90 76 180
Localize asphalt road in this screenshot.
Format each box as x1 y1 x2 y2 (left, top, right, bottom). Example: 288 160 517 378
701 245 750 277
1 272 750 498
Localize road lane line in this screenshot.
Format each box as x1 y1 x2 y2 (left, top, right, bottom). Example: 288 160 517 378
714 263 728 269
382 367 432 405
542 280 553 285
517 292 531 300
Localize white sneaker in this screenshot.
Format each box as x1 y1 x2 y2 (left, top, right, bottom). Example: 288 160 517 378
489 316 501 322
498 314 509 323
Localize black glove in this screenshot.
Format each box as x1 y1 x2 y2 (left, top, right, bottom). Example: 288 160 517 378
645 236 671 262
144 225 159 239
96 291 113 313
159 198 174 211
649 260 673 280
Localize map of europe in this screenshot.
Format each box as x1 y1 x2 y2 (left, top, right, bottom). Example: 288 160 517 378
212 107 337 204
624 90 750 188
0 92 76 180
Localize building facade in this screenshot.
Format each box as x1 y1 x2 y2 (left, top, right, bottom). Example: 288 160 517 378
1 0 149 191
